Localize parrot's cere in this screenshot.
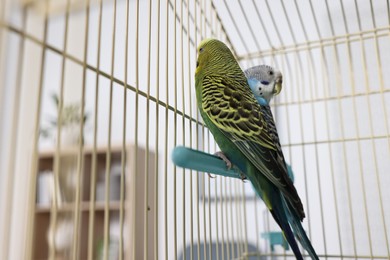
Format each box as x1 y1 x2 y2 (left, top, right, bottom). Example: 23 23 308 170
195 38 318 260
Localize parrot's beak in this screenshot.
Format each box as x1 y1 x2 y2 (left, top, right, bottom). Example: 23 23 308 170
274 76 283 95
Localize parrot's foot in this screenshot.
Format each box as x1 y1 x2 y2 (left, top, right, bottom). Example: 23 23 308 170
239 171 247 182
207 173 216 178
233 165 247 181
214 151 232 169
214 151 247 181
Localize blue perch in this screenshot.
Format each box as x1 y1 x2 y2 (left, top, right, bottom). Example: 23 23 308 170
171 146 244 179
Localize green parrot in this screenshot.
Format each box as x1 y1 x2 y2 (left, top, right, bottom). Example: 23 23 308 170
195 38 314 260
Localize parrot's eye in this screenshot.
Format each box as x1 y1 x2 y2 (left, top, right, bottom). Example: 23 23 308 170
199 47 204 53
269 70 274 76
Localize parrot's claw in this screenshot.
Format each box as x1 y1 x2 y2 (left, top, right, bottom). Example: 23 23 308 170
214 151 232 169
239 171 247 182
207 173 216 178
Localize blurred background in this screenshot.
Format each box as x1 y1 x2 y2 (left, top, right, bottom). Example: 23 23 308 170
0 0 389 259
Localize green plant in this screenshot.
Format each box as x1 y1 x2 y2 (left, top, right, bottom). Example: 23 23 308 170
40 93 89 140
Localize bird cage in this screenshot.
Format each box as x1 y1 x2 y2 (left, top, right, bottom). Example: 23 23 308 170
0 0 389 259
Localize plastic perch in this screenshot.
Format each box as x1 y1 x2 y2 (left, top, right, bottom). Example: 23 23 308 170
171 146 244 179
171 146 295 182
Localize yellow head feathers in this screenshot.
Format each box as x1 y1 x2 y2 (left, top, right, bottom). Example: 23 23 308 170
195 38 237 77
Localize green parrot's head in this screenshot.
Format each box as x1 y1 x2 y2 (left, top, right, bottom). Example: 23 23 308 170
195 38 238 77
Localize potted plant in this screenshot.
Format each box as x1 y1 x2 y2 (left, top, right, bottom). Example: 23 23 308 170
40 93 89 146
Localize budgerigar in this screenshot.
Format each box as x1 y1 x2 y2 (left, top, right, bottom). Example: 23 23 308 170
245 65 290 175
245 64 319 259
245 64 283 105
195 38 316 259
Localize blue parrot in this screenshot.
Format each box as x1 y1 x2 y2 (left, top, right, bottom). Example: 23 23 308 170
245 64 318 260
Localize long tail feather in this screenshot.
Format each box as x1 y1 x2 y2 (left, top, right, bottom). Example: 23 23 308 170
252 178 304 259
282 196 319 260
269 202 304 260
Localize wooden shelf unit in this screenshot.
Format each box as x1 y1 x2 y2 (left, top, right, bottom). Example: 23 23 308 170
32 144 156 260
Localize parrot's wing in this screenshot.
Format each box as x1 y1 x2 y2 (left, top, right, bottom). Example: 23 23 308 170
202 76 305 220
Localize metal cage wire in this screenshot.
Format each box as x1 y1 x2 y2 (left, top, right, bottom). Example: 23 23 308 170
0 0 389 260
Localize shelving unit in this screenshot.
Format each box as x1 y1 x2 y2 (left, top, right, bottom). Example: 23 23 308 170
33 144 156 259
